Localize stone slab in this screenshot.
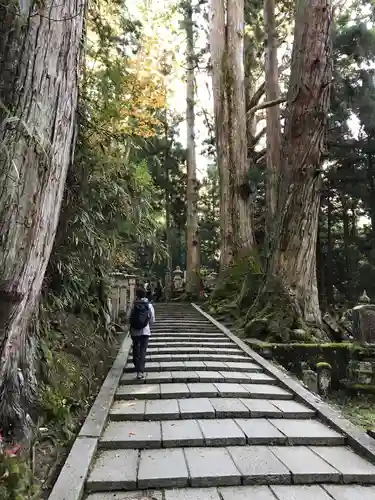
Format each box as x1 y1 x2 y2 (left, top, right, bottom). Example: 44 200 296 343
171 370 200 382
240 399 282 418
310 446 375 483
145 372 174 383
184 361 208 370
242 384 293 400
49 437 97 500
86 449 138 491
219 486 278 500
247 373 277 385
137 448 189 489
323 485 375 500
271 419 344 445
235 419 286 445
110 400 146 421
271 446 340 484
198 419 246 446
86 490 163 500
162 419 204 447
271 400 315 419
196 371 224 382
271 485 333 500
160 383 190 398
184 447 241 487
143 362 160 372
145 399 180 420
159 361 186 370
209 398 250 418
116 385 160 400
100 421 161 449
218 371 250 383
164 488 221 500
188 382 219 397
148 354 172 361
214 383 250 398
179 398 215 419
225 362 263 372
227 446 291 485
204 361 229 370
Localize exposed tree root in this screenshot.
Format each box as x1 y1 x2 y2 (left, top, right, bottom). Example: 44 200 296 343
207 256 329 343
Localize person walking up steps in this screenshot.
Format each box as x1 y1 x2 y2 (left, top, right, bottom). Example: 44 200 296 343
129 287 155 379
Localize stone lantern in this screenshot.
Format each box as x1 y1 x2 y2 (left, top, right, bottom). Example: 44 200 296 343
173 266 184 291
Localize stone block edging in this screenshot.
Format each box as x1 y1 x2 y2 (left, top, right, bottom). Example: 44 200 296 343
48 334 132 500
192 303 375 464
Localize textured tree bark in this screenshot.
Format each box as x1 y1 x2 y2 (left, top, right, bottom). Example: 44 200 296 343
227 0 254 256
264 0 281 249
210 0 254 270
0 0 86 436
261 0 333 329
185 1 200 297
210 0 233 269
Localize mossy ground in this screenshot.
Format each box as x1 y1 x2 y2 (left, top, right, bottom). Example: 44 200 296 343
329 391 375 430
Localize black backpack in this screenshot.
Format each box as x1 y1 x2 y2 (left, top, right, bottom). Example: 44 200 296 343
130 300 150 330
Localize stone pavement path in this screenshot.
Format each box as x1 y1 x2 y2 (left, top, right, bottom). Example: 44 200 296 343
59 303 375 499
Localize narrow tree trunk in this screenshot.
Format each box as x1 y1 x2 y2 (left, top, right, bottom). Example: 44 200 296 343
163 122 173 301
210 0 233 269
252 0 333 333
185 1 200 297
366 153 375 243
227 0 254 255
326 195 334 305
0 1 86 436
264 0 281 248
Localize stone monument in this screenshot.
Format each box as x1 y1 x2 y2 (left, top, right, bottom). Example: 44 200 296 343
173 266 184 291
352 290 375 344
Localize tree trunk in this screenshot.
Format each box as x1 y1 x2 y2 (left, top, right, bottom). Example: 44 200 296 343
255 0 333 332
264 0 281 249
227 0 254 255
0 1 86 436
185 1 200 297
163 122 173 301
210 0 233 269
210 0 254 269
326 195 334 305
366 153 375 243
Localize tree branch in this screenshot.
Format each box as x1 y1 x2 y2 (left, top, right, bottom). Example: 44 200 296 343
247 96 286 117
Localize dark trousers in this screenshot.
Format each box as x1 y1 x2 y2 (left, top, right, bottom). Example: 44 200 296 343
132 335 149 373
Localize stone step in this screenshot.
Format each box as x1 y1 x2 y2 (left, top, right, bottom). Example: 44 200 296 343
133 347 243 355
115 382 294 400
139 354 250 363
123 360 264 373
120 371 277 385
149 336 229 343
148 341 236 348
85 445 375 492
100 418 344 449
109 397 316 421
151 331 226 337
86 484 375 500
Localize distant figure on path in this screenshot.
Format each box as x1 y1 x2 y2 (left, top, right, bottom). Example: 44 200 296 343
129 287 155 379
154 279 163 302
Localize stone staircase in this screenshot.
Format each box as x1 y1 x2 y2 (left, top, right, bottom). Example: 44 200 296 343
59 303 375 499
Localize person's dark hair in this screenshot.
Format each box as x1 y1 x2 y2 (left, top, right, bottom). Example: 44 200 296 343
136 287 146 299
